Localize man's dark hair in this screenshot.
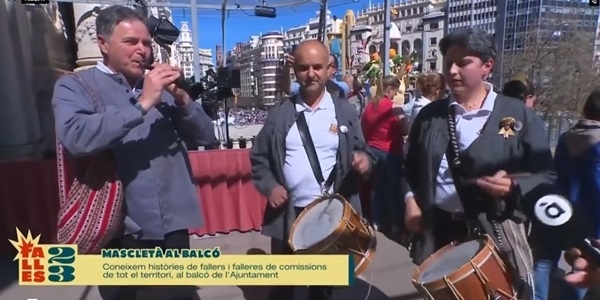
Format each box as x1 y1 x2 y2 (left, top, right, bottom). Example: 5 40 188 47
583 88 600 121
439 28 496 62
96 5 146 38
503 79 535 101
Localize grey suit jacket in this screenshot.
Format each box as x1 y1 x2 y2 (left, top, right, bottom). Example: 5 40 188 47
403 95 556 264
250 82 374 242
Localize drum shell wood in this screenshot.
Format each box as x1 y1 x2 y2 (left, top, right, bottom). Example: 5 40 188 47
412 235 515 300
288 195 377 276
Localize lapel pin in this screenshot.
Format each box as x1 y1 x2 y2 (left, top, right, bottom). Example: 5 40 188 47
339 125 348 133
513 121 523 132
499 117 516 138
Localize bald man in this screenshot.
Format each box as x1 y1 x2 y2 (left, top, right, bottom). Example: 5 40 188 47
250 40 374 300
281 50 352 97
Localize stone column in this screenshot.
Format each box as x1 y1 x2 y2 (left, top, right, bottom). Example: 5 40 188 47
73 4 104 71
0 0 44 160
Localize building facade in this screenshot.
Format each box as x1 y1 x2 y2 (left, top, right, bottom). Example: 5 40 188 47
177 21 194 78
259 31 285 106
421 9 444 72
198 48 214 77
354 0 446 68
497 0 600 83
282 10 343 82
176 22 214 79
227 36 261 98
445 0 599 84
445 0 498 35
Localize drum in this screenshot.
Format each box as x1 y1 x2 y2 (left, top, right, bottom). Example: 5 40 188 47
412 235 517 300
288 194 377 276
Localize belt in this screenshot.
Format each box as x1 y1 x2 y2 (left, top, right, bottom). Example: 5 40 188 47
434 207 467 221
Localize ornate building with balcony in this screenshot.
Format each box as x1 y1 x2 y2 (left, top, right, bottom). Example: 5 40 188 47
422 9 444 72
259 31 285 106
177 22 213 79
177 21 194 78
354 0 446 62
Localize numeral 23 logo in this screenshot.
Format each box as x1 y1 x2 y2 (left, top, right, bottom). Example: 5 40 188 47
47 247 76 282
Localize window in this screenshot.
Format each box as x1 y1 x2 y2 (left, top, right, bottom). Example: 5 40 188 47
430 22 439 30
430 37 437 45
429 62 437 70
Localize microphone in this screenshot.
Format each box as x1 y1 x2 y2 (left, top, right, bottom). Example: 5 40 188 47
533 194 600 265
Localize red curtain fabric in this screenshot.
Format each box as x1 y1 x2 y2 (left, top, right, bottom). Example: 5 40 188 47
0 150 266 254
187 150 266 236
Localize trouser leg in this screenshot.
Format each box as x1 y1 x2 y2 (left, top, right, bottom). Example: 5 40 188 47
268 238 295 300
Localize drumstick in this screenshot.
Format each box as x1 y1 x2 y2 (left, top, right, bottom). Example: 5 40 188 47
464 172 532 184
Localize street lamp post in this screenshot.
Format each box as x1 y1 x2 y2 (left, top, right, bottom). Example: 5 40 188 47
382 0 391 76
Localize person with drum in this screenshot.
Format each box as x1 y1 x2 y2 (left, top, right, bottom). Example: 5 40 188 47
250 39 373 300
402 28 555 299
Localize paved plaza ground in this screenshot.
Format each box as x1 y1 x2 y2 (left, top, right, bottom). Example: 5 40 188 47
0 230 574 300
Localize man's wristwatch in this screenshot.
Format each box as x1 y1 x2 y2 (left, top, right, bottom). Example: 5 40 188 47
134 102 148 115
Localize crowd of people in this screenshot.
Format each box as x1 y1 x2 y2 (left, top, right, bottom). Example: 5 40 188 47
217 107 269 126
50 6 600 299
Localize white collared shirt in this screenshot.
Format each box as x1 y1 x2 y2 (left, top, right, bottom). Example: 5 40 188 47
406 83 497 213
435 84 497 212
283 92 339 207
95 62 142 94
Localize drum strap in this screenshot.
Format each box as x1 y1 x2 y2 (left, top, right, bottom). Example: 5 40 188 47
296 112 337 193
445 105 484 224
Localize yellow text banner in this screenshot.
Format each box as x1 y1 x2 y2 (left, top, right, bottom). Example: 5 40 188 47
18 245 352 286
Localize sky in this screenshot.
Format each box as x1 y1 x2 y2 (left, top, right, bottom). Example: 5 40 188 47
170 0 373 55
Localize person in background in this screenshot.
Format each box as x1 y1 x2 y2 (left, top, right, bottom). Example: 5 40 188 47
533 88 600 300
503 79 536 108
347 75 366 116
361 75 410 232
280 52 351 97
411 72 446 124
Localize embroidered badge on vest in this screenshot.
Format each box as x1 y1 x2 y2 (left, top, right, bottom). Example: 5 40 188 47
328 123 339 134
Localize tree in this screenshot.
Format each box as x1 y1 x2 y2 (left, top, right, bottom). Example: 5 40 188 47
505 25 600 114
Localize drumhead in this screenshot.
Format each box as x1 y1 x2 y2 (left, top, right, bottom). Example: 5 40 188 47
417 239 483 283
290 198 345 250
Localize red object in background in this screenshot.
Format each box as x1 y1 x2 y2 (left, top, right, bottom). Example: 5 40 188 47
0 150 266 254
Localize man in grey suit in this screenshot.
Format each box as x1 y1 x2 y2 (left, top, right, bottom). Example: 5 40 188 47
52 6 215 300
403 29 554 299
250 40 373 300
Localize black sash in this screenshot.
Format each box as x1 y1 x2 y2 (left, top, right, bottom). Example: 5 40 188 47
295 112 337 192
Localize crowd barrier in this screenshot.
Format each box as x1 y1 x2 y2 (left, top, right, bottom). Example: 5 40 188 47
0 149 266 254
